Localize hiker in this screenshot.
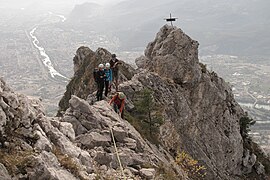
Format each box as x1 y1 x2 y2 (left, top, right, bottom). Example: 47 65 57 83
109 54 122 91
104 63 112 97
109 92 125 118
96 64 106 101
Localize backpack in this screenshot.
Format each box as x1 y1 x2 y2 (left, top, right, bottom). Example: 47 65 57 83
93 68 98 82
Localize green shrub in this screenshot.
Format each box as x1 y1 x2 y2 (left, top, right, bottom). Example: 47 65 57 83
126 89 163 145
199 63 207 73
239 115 256 139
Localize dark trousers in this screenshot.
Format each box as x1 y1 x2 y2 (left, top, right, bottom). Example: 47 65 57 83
96 81 104 101
105 81 110 97
113 103 124 118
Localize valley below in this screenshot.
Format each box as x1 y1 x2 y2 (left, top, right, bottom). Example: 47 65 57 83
201 55 270 153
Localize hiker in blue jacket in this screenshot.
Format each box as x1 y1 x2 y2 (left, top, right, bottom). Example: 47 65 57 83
104 63 113 97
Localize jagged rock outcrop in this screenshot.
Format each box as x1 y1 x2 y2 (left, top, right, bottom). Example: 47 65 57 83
62 96 186 178
1 25 269 179
0 78 94 179
60 25 270 179
58 47 136 115
124 25 270 179
139 25 201 87
120 25 245 179
0 77 186 179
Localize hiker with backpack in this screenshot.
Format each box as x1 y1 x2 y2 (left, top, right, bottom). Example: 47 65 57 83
95 64 106 101
109 54 122 91
104 63 112 97
109 92 125 118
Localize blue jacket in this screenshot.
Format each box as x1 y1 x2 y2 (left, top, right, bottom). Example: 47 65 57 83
104 69 112 82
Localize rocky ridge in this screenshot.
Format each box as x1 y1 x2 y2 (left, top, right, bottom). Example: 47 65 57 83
59 25 270 179
0 76 186 179
0 25 269 179
58 46 135 115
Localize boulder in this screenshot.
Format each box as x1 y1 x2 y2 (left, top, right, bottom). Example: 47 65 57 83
135 55 149 69
62 116 88 136
59 122 76 141
94 151 113 165
30 151 77 180
76 132 111 149
139 168 155 179
78 151 94 173
112 126 128 142
69 95 92 114
243 149 257 174
255 162 265 175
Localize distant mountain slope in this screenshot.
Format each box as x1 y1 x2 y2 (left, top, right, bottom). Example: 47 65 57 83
68 0 270 56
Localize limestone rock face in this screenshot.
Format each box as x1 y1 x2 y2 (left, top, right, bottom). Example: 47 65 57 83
116 25 268 179
58 25 269 179
2 25 269 179
120 70 245 179
143 25 202 86
73 46 93 74
0 77 186 179
62 96 186 179
58 47 136 114
0 78 95 180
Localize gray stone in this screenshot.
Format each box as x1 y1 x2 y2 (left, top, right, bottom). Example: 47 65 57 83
62 116 88 136
243 150 257 174
255 162 265 175
94 151 112 165
59 122 76 141
0 163 11 180
135 55 149 69
34 129 52 152
69 95 92 114
79 150 94 173
139 168 155 179
112 126 128 142
124 138 137 150
76 132 111 149
30 151 77 180
127 166 139 175
0 106 6 134
100 165 108 171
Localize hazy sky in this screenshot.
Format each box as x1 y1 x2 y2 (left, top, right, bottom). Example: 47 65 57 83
75 0 125 5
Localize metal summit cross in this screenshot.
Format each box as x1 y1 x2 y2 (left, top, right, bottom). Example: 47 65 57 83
164 13 178 27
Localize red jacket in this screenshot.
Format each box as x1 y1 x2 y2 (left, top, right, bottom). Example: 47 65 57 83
109 94 125 113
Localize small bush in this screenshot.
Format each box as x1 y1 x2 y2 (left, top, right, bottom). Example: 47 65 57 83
52 146 85 179
175 151 207 179
0 149 34 176
199 63 207 73
240 115 256 139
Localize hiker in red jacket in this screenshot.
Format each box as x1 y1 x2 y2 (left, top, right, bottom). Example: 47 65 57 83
109 92 125 118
